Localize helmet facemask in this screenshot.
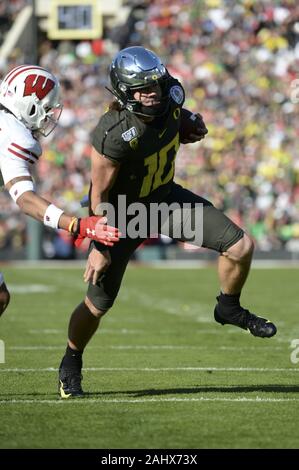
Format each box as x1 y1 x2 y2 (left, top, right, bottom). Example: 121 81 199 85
33 101 63 137
121 76 171 118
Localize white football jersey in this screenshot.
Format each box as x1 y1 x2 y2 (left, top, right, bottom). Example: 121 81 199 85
0 110 42 185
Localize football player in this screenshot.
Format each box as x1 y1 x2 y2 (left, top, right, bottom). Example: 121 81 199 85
0 65 120 316
57 47 277 398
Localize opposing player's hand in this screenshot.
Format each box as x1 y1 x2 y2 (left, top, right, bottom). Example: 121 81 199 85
74 216 121 248
84 248 111 285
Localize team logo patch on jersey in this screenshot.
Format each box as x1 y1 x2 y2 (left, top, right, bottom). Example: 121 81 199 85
129 138 139 150
170 86 184 104
122 127 138 142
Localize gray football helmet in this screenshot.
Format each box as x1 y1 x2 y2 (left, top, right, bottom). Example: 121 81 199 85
109 46 171 117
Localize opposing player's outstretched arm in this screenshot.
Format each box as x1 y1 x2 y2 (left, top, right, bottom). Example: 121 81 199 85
5 175 120 246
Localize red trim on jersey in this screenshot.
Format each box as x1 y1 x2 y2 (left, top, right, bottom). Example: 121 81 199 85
11 142 39 160
7 147 35 164
8 66 46 85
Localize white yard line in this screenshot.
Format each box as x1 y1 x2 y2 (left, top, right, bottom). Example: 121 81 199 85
8 285 57 294
7 345 284 351
0 367 298 372
0 396 298 405
28 328 144 335
4 260 299 269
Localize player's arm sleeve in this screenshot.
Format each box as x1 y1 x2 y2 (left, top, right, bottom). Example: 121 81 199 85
0 137 41 185
0 149 32 185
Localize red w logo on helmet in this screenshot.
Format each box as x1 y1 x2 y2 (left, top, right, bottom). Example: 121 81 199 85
24 74 55 100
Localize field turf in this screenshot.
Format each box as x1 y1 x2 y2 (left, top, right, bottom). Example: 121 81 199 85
0 265 298 449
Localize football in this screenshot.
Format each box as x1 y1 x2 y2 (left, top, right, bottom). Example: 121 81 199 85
179 108 208 144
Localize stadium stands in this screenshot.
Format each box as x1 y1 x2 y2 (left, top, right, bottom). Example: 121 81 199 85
0 0 299 258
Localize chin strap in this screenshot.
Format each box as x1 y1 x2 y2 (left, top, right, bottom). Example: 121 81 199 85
132 100 170 118
105 86 116 97
105 86 124 107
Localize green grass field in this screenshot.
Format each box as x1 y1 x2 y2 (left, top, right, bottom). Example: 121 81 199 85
0 264 299 449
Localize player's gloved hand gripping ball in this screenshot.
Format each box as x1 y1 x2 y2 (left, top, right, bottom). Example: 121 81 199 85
179 108 208 144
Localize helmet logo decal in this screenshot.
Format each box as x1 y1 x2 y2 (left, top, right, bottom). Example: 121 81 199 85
23 74 55 100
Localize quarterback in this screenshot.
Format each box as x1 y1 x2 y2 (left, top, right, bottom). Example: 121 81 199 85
0 65 120 315
57 47 277 398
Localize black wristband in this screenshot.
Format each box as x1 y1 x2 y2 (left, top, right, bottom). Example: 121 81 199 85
90 239 109 252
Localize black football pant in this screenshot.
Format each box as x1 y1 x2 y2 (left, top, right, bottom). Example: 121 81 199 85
87 183 244 311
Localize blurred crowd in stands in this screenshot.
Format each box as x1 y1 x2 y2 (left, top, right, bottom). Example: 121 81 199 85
1 0 299 258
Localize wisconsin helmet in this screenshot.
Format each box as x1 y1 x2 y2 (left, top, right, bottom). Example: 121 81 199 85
109 46 171 117
0 65 62 136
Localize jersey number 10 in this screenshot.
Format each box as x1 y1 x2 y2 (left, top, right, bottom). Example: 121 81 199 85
139 133 180 198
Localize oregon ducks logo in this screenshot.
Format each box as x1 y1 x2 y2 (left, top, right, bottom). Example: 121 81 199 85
129 138 139 150
173 107 181 120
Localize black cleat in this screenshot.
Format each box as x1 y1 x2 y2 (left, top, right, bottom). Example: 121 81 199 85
214 305 277 338
58 365 84 399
